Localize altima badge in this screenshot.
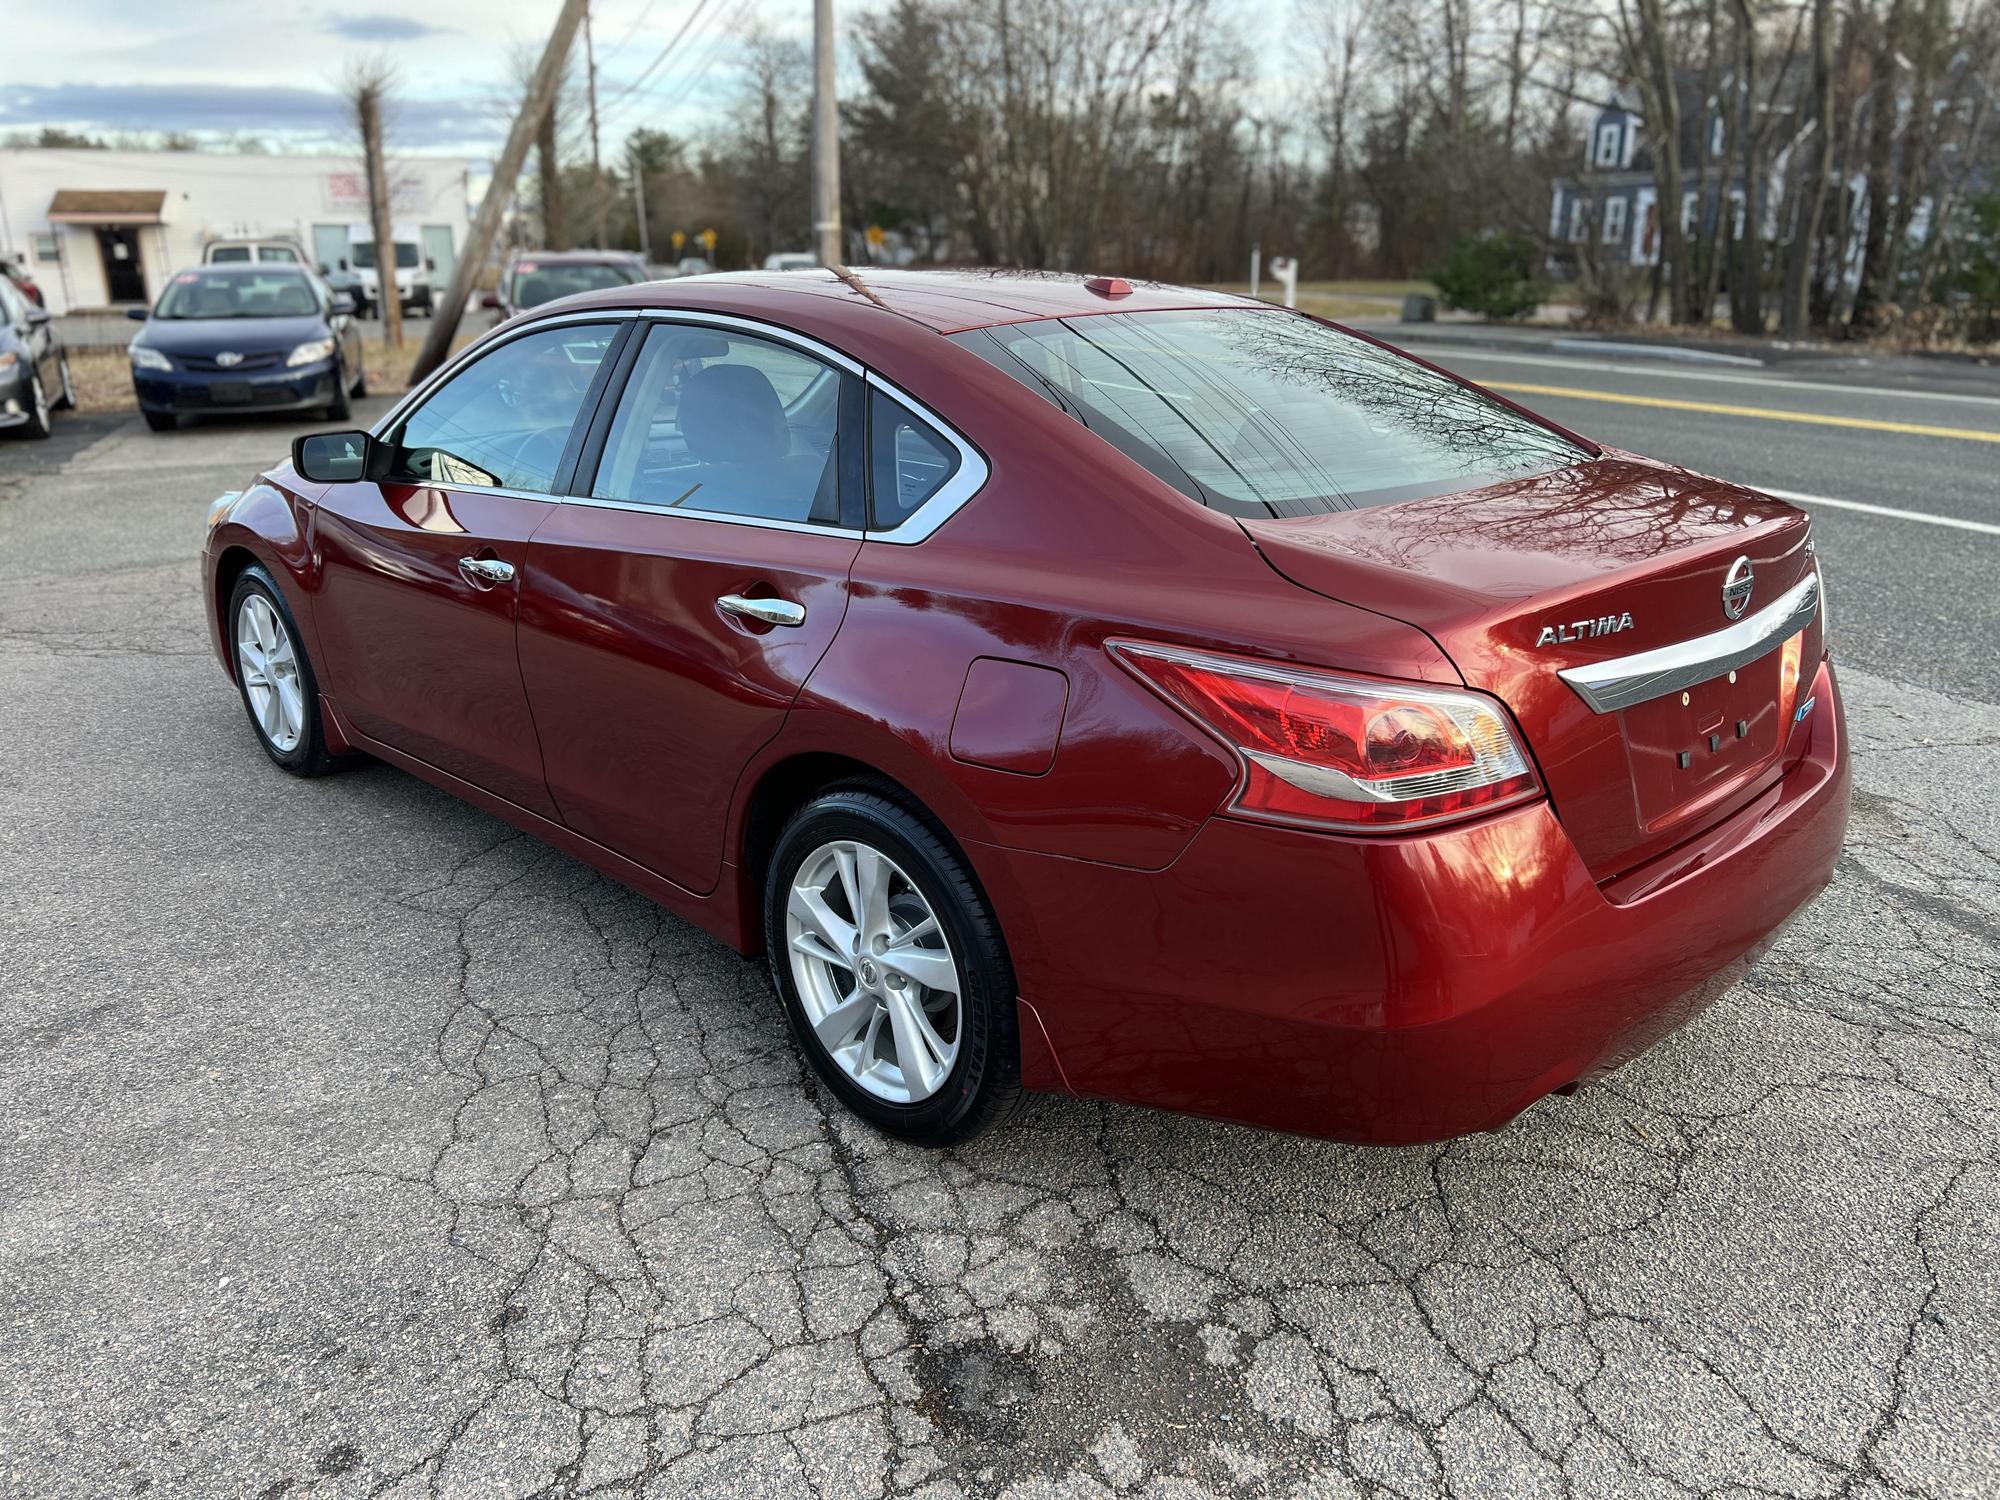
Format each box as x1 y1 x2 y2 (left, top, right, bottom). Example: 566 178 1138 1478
1536 613 1634 648
1722 556 1755 619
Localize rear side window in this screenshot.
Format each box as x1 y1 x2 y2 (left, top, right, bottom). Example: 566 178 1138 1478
869 390 959 529
957 310 1585 517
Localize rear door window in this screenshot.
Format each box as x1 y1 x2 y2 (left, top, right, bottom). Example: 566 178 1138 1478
587 322 849 526
958 310 1585 517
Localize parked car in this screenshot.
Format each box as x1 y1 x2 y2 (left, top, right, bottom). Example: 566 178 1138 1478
128 263 364 432
762 251 817 271
674 256 713 278
203 269 1846 1148
0 271 73 439
348 228 432 317
484 249 648 323
2 253 46 309
203 237 311 267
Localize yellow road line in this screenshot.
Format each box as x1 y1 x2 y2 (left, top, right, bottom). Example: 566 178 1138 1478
1485 380 2000 445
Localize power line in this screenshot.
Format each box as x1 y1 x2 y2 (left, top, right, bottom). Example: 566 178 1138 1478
600 0 720 108
626 0 758 122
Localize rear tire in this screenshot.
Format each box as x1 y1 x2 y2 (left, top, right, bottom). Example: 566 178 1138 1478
765 786 1022 1147
143 411 176 433
227 565 342 778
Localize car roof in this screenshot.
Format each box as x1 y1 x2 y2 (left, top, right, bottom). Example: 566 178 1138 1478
174 262 311 276
509 249 644 265
558 266 1264 335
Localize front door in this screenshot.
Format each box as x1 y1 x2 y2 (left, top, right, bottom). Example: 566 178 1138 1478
308 320 626 815
96 227 146 303
519 319 862 895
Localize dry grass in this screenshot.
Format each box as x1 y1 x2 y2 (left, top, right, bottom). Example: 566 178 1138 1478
65 331 477 416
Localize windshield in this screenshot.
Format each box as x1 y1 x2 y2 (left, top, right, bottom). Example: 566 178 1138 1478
956 310 1587 517
351 242 419 270
153 269 320 320
511 261 644 307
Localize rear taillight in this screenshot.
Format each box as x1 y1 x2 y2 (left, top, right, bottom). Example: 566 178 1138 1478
1110 641 1542 833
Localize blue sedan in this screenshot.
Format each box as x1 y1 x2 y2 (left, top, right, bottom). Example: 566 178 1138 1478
128 265 365 432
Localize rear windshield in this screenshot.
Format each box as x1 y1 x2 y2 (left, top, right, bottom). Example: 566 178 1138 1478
512 261 644 307
953 310 1586 516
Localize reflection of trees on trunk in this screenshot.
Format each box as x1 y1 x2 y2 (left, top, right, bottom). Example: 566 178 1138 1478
1260 459 1792 576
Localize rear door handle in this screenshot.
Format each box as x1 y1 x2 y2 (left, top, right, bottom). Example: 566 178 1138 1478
717 593 806 627
458 556 516 586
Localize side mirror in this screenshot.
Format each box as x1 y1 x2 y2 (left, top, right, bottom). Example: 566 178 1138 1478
480 292 501 310
26 306 50 326
338 257 350 271
426 257 437 272
330 293 356 315
292 429 373 483
318 262 330 274
126 306 149 321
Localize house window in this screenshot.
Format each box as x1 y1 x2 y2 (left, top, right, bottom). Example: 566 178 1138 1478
1682 191 1700 235
1594 122 1622 168
30 231 61 263
1711 115 1725 159
1569 199 1588 243
1603 196 1629 243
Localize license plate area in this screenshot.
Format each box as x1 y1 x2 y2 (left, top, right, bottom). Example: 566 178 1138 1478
210 381 254 405
1621 649 1784 830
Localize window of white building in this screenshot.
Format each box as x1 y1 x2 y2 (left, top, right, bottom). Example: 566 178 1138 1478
1603 196 1629 242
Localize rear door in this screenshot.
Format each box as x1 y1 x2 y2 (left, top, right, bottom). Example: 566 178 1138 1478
309 319 627 815
519 317 865 895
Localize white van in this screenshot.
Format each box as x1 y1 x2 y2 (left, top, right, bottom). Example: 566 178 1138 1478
203 237 312 267
346 227 433 317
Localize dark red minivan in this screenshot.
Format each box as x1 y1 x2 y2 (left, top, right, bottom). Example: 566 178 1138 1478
202 270 1847 1146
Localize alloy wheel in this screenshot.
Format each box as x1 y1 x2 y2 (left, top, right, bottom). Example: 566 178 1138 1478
58 355 74 409
30 374 48 431
786 838 962 1103
235 593 305 753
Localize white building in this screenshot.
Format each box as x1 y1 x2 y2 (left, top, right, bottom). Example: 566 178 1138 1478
0 148 473 315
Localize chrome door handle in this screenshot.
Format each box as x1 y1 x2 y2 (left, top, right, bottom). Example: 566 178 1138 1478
717 593 806 627
458 556 516 585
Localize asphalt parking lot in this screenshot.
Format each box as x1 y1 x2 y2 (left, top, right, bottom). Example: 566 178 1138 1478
2 378 1997 1498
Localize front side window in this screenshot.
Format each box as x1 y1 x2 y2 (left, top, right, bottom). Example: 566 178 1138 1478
154 270 319 319
958 310 1585 518
590 322 845 525
391 323 618 493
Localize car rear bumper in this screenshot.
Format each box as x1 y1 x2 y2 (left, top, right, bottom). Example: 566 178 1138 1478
135 363 336 415
984 654 1849 1146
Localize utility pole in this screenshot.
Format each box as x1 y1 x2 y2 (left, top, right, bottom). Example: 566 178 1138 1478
584 1 608 249
811 0 841 265
354 67 404 350
537 103 566 250
631 144 651 263
410 0 589 384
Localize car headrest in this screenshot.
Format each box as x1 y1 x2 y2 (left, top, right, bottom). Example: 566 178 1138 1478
272 284 317 316
678 363 788 465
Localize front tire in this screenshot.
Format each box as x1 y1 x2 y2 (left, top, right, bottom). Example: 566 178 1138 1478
325 368 351 422
765 787 1022 1146
19 372 52 439
53 353 76 411
143 410 176 433
227 566 342 777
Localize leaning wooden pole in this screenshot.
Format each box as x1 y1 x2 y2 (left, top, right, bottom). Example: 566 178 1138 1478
358 82 404 350
410 0 589 385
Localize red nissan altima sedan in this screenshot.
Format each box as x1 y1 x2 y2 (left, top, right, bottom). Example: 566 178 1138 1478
200 269 1847 1147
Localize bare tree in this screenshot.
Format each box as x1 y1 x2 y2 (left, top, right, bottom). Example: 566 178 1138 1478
345 57 403 349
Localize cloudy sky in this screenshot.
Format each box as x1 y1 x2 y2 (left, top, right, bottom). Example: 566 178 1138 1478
2 0 795 162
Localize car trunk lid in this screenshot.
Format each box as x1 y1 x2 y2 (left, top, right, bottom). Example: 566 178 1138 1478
1242 455 1822 881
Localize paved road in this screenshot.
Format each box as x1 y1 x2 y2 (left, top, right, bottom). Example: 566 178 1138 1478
1 362 1996 1499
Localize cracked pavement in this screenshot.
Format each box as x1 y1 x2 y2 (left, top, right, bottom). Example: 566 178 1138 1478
1 408 1995 1499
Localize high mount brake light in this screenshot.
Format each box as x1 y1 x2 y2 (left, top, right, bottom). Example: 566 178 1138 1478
1110 641 1543 833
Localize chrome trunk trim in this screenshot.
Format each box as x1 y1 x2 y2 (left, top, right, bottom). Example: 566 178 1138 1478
1558 573 1820 714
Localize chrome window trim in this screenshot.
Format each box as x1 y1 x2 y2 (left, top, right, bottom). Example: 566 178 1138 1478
1558 573 1821 714
860 372 989 545
367 303 990 545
